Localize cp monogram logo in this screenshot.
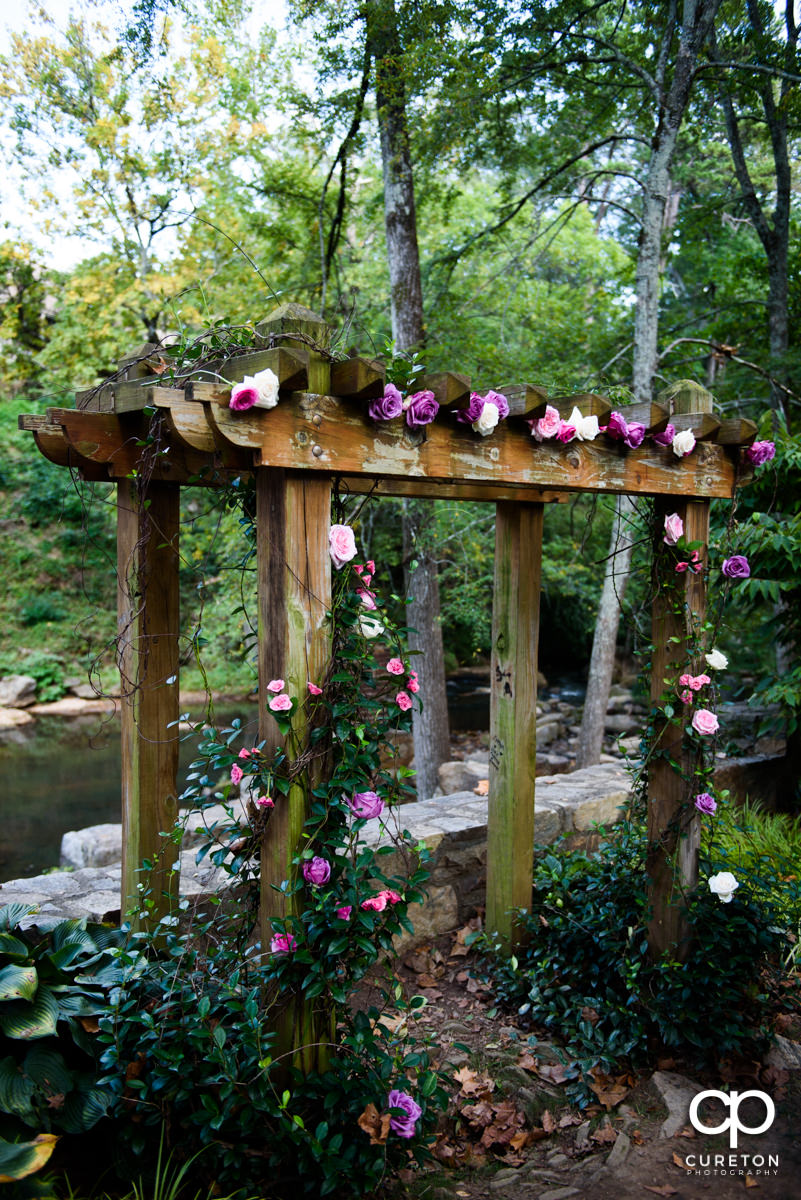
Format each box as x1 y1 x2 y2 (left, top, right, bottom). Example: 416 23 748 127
689 1090 775 1149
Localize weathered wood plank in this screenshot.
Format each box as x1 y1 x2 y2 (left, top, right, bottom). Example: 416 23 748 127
117 478 181 931
486 501 544 949
552 392 613 421
330 356 385 399
670 411 721 440
19 421 109 480
500 384 548 418
715 417 758 446
337 475 566 503
608 401 670 432
206 392 743 498
418 372 472 407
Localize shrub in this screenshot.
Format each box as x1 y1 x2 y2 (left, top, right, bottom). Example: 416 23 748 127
0 905 131 1181
479 822 799 1103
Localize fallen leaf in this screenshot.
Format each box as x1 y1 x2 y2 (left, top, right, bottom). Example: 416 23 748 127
672 1151 688 1170
453 1066 494 1098
79 1016 100 1033
745 1177 760 1189
559 1113 582 1128
644 1187 678 1196
537 1061 573 1085
45 1093 65 1110
631 1129 645 1145
590 1122 618 1146
589 1065 632 1110
677 1126 696 1139
539 913 550 927
581 1006 600 1026
516 1050 538 1072
474 779 489 795
357 1103 390 1145
541 1109 556 1133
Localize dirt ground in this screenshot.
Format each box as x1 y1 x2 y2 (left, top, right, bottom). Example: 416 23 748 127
370 929 801 1200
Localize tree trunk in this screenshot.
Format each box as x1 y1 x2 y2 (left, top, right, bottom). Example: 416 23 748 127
369 0 451 794
576 497 637 767
581 0 722 765
402 501 451 799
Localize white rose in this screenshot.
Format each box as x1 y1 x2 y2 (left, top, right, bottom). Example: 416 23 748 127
249 368 280 409
705 648 728 671
672 429 696 458
358 614 384 639
472 402 500 437
568 406 599 442
708 871 739 903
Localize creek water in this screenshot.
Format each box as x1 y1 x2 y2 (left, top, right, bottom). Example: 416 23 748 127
0 673 585 883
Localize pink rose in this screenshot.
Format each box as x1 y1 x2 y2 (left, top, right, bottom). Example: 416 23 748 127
680 689 693 704
302 856 331 886
270 932 297 954
230 764 243 785
361 894 388 912
365 559 376 574
675 551 702 575
256 795 274 808
347 790 384 819
745 440 775 466
407 676 419 693
652 422 676 448
357 587 377 610
229 383 260 412
335 905 352 921
692 709 719 736
307 681 323 695
689 674 710 691
396 691 412 711
329 524 357 569
531 405 561 441
267 678 285 693
556 421 576 443
386 658 405 675
663 513 684 546
679 674 692 687
379 888 402 905
269 693 292 712
238 748 252 759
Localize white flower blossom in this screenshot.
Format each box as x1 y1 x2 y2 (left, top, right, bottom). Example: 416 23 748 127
472 402 500 437
567 406 599 442
247 368 280 409
672 428 696 458
708 871 739 903
705 648 728 671
358 614 384 639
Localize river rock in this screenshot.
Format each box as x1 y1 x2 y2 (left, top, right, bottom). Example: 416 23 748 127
61 824 123 869
0 707 35 730
28 697 117 717
436 760 488 794
536 719 562 748
0 675 37 708
648 1070 705 1138
604 713 639 734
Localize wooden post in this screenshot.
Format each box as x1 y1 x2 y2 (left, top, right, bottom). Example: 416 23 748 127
647 383 713 957
486 501 544 949
256 307 333 1073
117 478 180 929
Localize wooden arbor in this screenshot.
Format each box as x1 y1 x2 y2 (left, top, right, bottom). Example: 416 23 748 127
19 304 756 954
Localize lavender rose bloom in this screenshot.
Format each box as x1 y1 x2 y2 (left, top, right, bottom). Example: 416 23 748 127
603 411 629 440
694 792 717 815
456 392 485 423
483 390 509 419
368 383 403 421
722 555 750 579
652 422 676 447
347 790 385 819
405 390 439 428
746 440 776 466
387 1089 422 1139
623 422 646 449
302 856 331 886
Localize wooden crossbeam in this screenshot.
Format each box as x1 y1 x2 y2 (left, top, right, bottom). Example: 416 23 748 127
329 356 385 399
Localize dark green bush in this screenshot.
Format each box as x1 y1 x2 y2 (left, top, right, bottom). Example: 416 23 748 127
480 823 798 1103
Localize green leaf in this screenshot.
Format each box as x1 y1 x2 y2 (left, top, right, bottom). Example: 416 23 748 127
0 965 38 1003
23 1047 73 1097
0 987 59 1040
0 906 36 933
0 1133 59 1182
0 1056 35 1116
0 933 30 959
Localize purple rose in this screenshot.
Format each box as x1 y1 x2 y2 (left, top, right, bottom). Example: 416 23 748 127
368 383 403 421
652 423 676 447
623 422 646 449
302 856 331 886
387 1089 422 1139
404 390 439 428
347 790 384 819
694 792 717 815
746 440 775 466
603 411 629 440
456 392 485 423
722 555 750 579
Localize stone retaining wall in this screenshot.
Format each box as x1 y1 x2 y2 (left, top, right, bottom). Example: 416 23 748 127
0 764 631 934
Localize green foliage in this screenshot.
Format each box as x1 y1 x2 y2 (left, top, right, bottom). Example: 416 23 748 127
97 531 448 1197
0 906 131 1179
703 799 801 925
478 822 798 1103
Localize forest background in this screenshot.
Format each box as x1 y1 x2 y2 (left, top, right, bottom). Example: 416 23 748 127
0 0 800 794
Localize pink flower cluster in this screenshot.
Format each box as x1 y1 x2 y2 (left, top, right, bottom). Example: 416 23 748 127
676 551 702 574
386 658 418 706
528 405 576 444
678 672 711 704
361 888 402 912
270 932 297 954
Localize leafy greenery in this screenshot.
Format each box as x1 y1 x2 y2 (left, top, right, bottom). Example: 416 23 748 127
478 820 801 1104
0 906 131 1180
